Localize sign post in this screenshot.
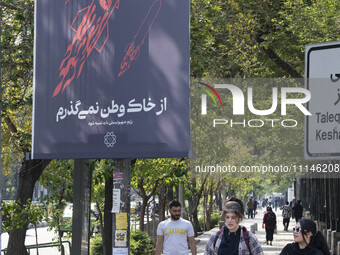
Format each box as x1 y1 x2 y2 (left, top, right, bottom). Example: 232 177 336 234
0 192 2 253
305 41 340 159
112 160 131 255
33 0 190 254
72 159 92 255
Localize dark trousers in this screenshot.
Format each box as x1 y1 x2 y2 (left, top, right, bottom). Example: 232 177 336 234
283 217 290 230
248 208 253 218
253 208 257 218
265 228 274 241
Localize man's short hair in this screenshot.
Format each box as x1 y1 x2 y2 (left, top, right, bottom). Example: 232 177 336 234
169 200 181 209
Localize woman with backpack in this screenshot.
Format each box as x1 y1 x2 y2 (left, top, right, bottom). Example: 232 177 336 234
280 219 330 255
281 201 292 231
262 206 276 245
205 197 264 255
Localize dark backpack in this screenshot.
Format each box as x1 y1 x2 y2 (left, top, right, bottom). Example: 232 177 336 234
213 226 251 253
266 212 276 227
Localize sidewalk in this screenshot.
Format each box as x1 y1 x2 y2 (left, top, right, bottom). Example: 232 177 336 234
195 209 294 254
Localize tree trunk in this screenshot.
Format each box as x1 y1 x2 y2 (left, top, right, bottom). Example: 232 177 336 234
96 201 103 235
103 172 113 255
203 193 207 231
6 158 50 255
187 176 208 235
227 182 232 198
205 188 213 231
167 187 174 202
7 228 28 255
191 209 201 236
158 185 167 222
56 187 65 255
35 224 39 255
146 201 150 235
139 197 148 232
152 197 157 242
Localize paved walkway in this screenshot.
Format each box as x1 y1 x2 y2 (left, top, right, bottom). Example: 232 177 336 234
195 209 295 254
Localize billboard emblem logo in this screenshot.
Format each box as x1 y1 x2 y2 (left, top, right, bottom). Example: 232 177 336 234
104 132 116 147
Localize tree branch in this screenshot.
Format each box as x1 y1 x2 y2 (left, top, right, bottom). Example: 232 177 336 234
261 46 302 78
0 2 19 11
4 113 27 153
0 2 33 12
256 35 302 78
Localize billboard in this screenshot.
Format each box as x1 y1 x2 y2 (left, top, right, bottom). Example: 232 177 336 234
32 0 190 159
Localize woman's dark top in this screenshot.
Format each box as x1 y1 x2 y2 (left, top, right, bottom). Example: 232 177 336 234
218 226 241 255
280 243 324 255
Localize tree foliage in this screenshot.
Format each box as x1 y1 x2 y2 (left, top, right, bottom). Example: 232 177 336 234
2 199 43 232
1 0 340 250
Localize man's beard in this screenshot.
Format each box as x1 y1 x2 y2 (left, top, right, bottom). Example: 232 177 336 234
170 212 180 220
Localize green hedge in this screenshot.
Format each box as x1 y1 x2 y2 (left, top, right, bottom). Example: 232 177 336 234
90 235 103 255
199 212 221 230
90 230 153 255
130 230 154 255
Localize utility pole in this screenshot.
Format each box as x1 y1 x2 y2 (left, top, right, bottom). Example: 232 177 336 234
72 159 92 255
112 159 131 255
0 192 2 252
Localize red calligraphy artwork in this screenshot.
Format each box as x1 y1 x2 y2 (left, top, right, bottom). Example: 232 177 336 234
53 0 162 97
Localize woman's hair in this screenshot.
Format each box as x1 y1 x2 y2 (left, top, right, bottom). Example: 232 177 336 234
266 206 273 212
221 197 245 221
298 219 330 255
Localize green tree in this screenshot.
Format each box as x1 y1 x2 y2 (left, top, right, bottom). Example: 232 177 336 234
2 200 44 254
131 158 187 232
38 160 73 254
1 0 51 253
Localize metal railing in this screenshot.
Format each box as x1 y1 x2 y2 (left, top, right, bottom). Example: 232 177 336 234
1 240 71 255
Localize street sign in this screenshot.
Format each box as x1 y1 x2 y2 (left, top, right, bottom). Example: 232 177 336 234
305 41 340 159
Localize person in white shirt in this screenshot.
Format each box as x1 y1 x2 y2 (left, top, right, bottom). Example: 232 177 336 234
155 200 197 255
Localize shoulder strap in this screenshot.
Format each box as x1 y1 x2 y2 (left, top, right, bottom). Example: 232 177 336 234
214 227 251 253
213 228 223 248
242 226 251 254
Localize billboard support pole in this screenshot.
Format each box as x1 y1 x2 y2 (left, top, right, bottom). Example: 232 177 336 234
0 7 2 253
72 159 92 255
112 159 131 255
0 192 2 252
178 183 184 217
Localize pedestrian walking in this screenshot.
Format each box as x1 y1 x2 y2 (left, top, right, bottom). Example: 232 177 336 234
253 198 258 218
292 200 303 223
205 197 263 255
155 200 197 255
290 198 296 219
247 198 254 219
282 201 292 231
280 219 330 255
274 200 278 211
262 206 276 245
